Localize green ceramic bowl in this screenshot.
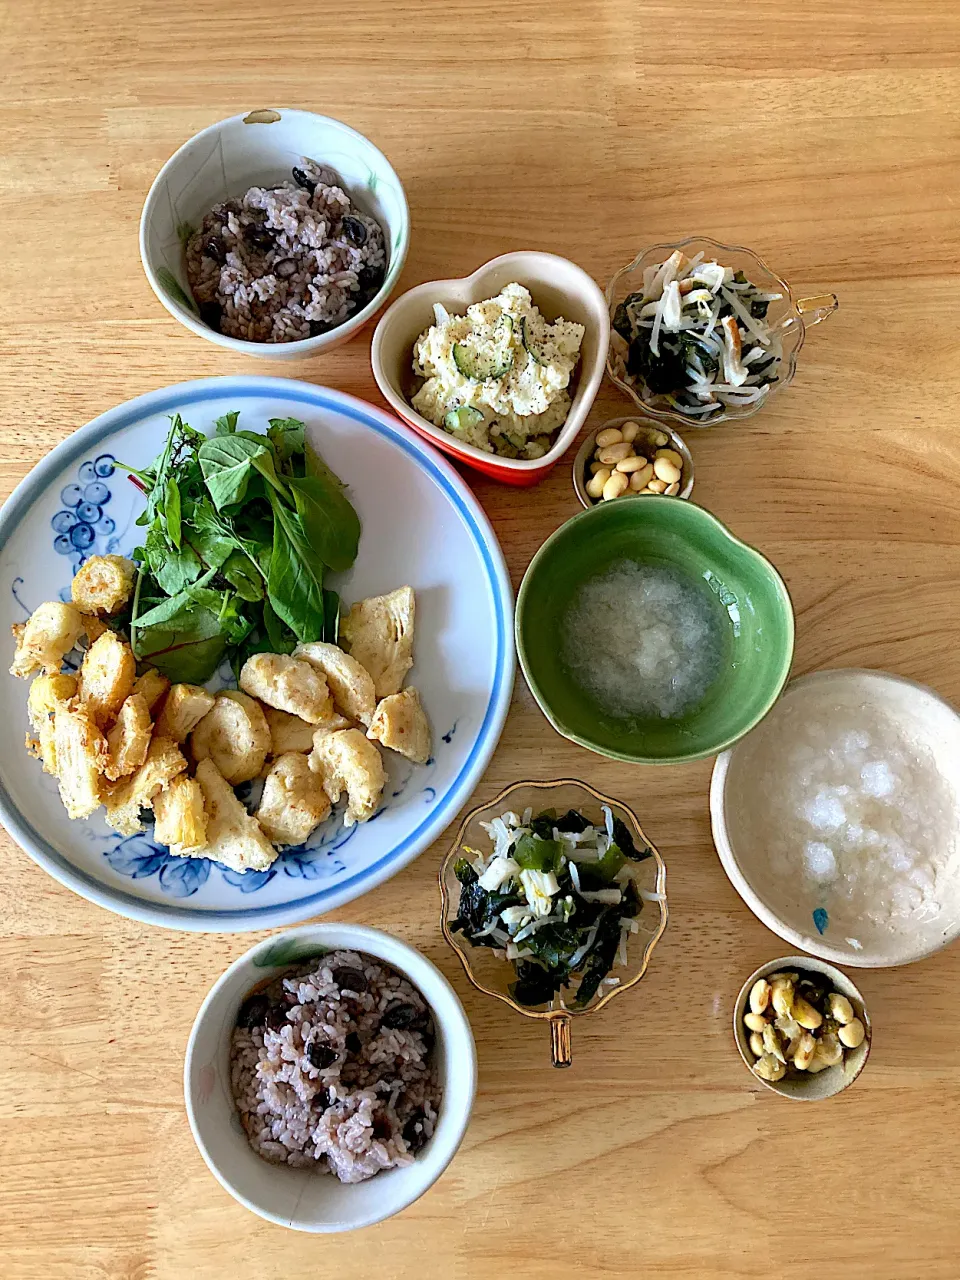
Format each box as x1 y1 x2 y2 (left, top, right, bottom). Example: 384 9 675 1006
516 499 795 764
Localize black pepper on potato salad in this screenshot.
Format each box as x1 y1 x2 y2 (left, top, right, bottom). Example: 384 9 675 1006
411 284 584 459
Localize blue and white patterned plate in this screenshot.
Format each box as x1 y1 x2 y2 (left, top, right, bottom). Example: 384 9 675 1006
0 377 514 931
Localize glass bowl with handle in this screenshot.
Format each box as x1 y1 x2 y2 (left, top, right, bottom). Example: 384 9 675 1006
439 778 668 1067
606 234 839 427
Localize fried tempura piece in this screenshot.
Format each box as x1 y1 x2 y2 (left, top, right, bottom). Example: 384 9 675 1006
239 652 333 725
51 703 108 819
154 774 208 853
70 555 135 616
263 706 321 756
294 642 376 727
104 693 152 781
154 683 216 744
103 736 187 836
256 752 331 846
189 690 270 785
10 602 84 678
366 686 432 765
190 759 277 872
27 673 78 731
340 586 415 699
132 668 170 714
77 630 136 728
309 727 385 826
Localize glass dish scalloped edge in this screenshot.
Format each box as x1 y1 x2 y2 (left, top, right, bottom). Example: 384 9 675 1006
605 234 838 428
439 778 668 1066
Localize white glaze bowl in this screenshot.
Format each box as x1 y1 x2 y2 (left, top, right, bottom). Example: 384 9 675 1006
712 668 960 967
184 924 477 1231
140 109 409 358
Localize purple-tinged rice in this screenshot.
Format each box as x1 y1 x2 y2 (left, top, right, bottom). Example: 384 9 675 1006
231 949 440 1184
186 159 387 343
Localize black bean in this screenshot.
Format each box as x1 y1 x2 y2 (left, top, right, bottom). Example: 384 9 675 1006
357 263 385 295
344 1031 362 1054
274 258 296 279
236 993 270 1029
380 1002 419 1030
340 215 368 247
292 166 317 193
402 1111 428 1153
313 1086 333 1110
202 237 226 265
306 1041 337 1070
371 1113 393 1140
308 319 330 337
263 1003 289 1032
243 223 275 253
332 967 367 993
199 300 222 332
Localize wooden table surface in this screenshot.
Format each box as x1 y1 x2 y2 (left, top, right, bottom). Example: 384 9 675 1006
3 1 960 1276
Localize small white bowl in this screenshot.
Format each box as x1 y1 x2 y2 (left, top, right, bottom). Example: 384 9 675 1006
712 668 960 967
184 924 476 1232
371 251 609 486
140 109 409 359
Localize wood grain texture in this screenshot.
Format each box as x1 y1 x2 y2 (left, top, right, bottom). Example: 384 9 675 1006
2 0 960 1275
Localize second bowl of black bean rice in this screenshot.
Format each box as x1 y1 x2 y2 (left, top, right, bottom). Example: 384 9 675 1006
184 923 476 1232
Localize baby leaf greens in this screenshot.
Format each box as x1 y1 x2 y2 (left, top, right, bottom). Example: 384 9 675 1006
121 411 360 682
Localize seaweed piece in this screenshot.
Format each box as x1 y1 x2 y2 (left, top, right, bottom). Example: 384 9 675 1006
555 809 591 834
572 910 623 1007
527 809 557 840
613 816 652 862
510 960 565 1007
450 876 521 942
627 334 689 395
512 833 562 872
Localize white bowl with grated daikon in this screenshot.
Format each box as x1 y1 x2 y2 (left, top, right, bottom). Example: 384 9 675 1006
711 668 960 967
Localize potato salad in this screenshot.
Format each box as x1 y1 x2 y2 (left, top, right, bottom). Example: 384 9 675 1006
411 283 584 459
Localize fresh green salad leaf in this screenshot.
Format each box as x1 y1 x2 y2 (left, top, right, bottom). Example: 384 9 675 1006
122 411 360 683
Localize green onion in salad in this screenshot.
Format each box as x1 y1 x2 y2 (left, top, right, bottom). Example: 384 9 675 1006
611 250 783 421
450 805 660 1008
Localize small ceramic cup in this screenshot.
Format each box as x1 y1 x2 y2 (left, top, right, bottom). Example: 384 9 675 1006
733 956 872 1101
184 924 476 1231
371 251 610 487
140 109 409 359
573 415 694 509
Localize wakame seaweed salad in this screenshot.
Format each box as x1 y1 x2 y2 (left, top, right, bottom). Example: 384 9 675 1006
611 250 784 421
450 805 657 1008
120 411 360 683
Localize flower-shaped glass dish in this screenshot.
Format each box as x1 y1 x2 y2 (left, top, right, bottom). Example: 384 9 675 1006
439 779 668 1067
606 235 838 428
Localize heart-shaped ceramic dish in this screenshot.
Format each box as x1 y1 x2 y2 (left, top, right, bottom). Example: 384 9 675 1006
371 252 610 486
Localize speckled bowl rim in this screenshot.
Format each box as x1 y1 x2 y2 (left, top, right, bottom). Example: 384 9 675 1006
732 954 872 1101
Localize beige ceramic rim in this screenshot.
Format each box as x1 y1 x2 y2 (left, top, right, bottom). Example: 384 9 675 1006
572 415 694 509
711 667 960 967
733 955 872 1101
439 778 668 1067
